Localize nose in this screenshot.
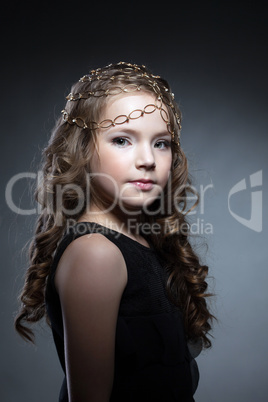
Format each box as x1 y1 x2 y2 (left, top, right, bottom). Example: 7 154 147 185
135 143 156 170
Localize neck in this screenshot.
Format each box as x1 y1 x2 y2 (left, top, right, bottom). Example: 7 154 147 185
78 203 150 247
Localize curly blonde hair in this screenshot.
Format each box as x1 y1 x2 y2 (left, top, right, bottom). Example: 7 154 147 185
15 62 214 347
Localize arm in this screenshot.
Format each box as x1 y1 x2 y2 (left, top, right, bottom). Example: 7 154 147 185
55 233 127 402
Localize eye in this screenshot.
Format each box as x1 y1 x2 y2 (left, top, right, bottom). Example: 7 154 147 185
112 137 130 147
154 140 171 149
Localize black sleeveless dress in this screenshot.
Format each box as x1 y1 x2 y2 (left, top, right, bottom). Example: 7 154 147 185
45 222 200 401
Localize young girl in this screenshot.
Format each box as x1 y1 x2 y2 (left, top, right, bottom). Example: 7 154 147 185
15 62 214 401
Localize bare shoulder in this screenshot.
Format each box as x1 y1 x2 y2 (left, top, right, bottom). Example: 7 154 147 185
55 233 128 295
54 233 127 400
60 232 124 264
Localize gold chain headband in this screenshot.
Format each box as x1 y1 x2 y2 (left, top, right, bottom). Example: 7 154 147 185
62 62 181 145
61 95 176 140
66 83 143 100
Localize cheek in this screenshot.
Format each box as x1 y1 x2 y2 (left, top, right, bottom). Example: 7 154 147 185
100 149 131 175
91 153 128 188
99 158 125 178
159 159 172 190
90 146 113 174
158 153 172 177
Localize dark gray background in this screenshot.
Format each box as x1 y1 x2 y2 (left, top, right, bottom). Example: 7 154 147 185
1 2 267 401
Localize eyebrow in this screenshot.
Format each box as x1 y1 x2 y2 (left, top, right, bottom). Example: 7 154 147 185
103 127 171 138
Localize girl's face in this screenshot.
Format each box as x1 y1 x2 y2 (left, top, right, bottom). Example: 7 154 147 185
90 92 172 212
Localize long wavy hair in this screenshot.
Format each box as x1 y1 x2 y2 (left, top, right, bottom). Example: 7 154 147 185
15 62 214 347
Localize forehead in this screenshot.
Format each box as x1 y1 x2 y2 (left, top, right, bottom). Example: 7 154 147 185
99 92 170 129
101 91 155 112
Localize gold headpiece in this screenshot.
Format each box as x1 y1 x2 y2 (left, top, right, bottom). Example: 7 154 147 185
62 95 176 140
62 62 181 145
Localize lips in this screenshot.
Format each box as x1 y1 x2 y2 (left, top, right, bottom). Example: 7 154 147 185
128 179 155 191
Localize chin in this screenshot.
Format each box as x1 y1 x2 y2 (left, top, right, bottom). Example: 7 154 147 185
118 196 158 213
